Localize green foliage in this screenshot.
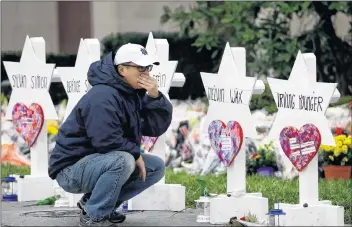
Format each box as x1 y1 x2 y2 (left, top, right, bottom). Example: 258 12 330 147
161 1 352 95
329 96 352 107
250 83 277 114
166 169 352 224
247 141 278 175
196 178 212 197
1 93 8 106
244 212 258 223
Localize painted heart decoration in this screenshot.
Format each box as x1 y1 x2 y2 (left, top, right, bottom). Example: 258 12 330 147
279 123 321 172
141 136 158 153
12 103 45 147
208 120 244 167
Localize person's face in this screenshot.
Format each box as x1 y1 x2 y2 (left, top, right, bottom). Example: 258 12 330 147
117 62 153 89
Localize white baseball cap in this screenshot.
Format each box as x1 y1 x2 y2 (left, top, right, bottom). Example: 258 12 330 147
114 43 160 66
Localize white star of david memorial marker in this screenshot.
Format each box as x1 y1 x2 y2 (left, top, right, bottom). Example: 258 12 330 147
143 32 178 179
128 32 186 212
267 51 344 226
4 36 57 121
145 32 178 98
3 36 58 201
56 38 100 121
200 43 268 224
201 42 258 191
267 51 337 147
53 38 100 208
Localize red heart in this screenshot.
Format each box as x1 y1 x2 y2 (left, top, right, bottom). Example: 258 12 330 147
141 136 158 153
279 124 321 172
208 120 244 167
12 103 44 147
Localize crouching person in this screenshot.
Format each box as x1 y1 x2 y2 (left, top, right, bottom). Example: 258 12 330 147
48 43 172 226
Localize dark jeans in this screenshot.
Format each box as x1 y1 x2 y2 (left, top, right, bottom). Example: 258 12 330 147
56 151 165 222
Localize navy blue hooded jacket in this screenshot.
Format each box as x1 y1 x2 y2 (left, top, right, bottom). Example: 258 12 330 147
48 52 173 179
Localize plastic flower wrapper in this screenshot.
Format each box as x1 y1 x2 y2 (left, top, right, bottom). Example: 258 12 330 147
140 136 158 153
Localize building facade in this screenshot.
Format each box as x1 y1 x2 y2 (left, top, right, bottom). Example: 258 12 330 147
1 1 191 54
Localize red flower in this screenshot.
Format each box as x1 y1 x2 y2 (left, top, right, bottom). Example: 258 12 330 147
240 216 246 221
251 153 259 159
336 127 342 135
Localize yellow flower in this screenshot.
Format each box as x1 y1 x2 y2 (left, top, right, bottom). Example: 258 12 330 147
48 125 58 135
320 145 328 152
333 148 341 157
47 120 59 135
339 134 347 140
321 144 334 152
47 120 58 128
334 137 339 144
348 135 352 148
342 145 348 154
329 155 334 161
337 141 343 148
343 157 349 162
334 134 346 141
344 138 351 145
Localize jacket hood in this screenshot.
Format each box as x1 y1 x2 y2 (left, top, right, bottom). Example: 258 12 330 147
87 52 135 95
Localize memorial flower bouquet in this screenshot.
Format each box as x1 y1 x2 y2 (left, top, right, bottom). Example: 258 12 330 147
320 134 352 166
320 133 352 180
247 141 278 175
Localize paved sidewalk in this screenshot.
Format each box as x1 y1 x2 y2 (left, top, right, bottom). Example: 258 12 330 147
3 201 351 226
1 201 213 226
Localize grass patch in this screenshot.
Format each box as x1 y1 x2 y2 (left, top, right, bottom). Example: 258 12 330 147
165 169 352 224
1 163 30 179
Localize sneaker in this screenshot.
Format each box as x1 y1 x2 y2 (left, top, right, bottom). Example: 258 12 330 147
77 197 126 224
79 212 116 226
106 210 127 223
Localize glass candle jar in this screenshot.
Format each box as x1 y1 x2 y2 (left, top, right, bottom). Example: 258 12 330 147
195 196 210 223
2 176 18 202
266 204 286 226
